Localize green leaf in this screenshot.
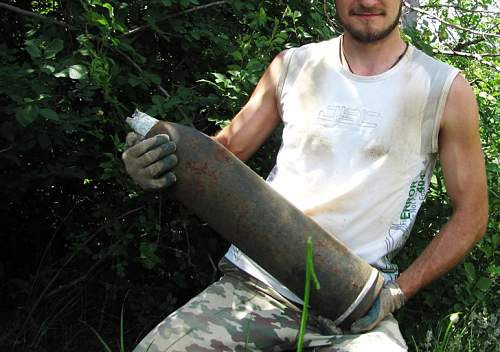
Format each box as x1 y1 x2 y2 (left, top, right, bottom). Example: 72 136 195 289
231 51 243 61
114 21 126 33
464 262 476 281
476 277 492 291
438 24 448 41
45 39 64 59
55 65 88 80
473 290 485 300
41 64 56 74
101 3 114 19
152 95 164 105
89 11 110 27
487 265 500 276
68 65 87 79
161 0 172 6
128 75 143 87
139 242 161 270
16 105 40 127
40 108 59 121
25 39 42 59
145 72 161 85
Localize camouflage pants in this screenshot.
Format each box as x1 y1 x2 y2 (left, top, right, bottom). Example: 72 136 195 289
133 260 407 352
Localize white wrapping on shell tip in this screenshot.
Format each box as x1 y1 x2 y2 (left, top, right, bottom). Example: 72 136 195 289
126 110 159 137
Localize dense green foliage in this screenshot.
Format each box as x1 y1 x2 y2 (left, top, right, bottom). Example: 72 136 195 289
0 0 497 351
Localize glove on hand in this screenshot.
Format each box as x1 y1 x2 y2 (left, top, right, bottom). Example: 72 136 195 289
350 281 405 333
122 132 178 190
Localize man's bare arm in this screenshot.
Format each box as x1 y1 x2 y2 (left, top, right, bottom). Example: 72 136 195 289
397 74 489 299
214 51 286 161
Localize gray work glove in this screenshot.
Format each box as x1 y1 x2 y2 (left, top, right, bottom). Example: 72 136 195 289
350 281 405 333
122 132 178 190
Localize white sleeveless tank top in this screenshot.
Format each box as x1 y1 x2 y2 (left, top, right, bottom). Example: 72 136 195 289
225 37 459 304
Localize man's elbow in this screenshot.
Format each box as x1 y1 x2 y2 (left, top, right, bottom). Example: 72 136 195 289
475 205 489 242
213 132 249 161
477 210 489 241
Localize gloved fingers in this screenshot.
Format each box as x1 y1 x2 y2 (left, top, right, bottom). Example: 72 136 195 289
144 155 178 178
350 297 382 333
350 315 379 333
125 134 171 159
141 172 177 190
138 141 177 168
125 132 144 148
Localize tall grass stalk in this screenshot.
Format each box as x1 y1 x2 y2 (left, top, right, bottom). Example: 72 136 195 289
437 320 454 352
296 237 321 352
84 292 144 352
436 313 460 352
120 297 126 352
85 322 113 352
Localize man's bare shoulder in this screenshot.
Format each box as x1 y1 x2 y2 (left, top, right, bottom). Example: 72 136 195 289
268 50 288 83
441 73 479 130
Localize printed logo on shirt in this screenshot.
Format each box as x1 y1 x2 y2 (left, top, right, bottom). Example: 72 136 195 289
318 105 380 129
385 164 432 255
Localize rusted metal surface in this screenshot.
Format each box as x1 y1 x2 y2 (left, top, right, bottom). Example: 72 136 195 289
147 121 384 326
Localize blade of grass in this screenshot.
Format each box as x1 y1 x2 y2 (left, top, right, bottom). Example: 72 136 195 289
81 320 113 352
296 237 321 352
120 300 125 352
120 291 130 352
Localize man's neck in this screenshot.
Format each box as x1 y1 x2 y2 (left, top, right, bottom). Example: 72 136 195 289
341 28 407 76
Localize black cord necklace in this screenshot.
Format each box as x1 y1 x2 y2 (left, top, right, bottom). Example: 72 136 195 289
339 35 409 74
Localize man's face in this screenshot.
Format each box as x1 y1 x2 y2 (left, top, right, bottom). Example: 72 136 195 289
335 0 402 43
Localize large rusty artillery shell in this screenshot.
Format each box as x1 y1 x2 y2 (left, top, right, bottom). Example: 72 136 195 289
147 121 384 326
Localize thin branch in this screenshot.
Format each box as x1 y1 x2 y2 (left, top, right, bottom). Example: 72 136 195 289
403 1 500 38
124 1 228 36
434 49 500 72
158 244 187 256
1 1 188 120
28 204 77 303
323 0 342 34
119 205 147 218
175 0 228 16
438 49 500 58
0 145 13 153
0 2 69 27
44 257 103 299
421 4 500 15
113 47 190 120
454 38 485 51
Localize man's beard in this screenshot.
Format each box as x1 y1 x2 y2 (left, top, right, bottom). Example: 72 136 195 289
337 3 402 43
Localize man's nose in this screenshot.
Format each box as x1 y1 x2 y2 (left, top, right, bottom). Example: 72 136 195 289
356 0 383 8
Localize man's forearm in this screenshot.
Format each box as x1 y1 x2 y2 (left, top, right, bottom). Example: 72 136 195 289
396 208 488 300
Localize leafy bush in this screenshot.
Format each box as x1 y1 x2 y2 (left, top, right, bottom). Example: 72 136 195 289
0 0 497 351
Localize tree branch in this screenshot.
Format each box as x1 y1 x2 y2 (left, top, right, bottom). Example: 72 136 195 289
434 49 500 72
439 50 500 58
0 1 189 119
421 4 500 15
0 2 69 27
323 0 342 34
124 1 228 36
0 145 13 153
454 38 485 51
403 1 500 38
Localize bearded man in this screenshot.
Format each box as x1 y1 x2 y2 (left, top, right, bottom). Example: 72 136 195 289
123 1 488 351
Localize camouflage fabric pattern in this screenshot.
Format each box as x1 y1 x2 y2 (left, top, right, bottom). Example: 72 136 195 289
133 260 407 352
